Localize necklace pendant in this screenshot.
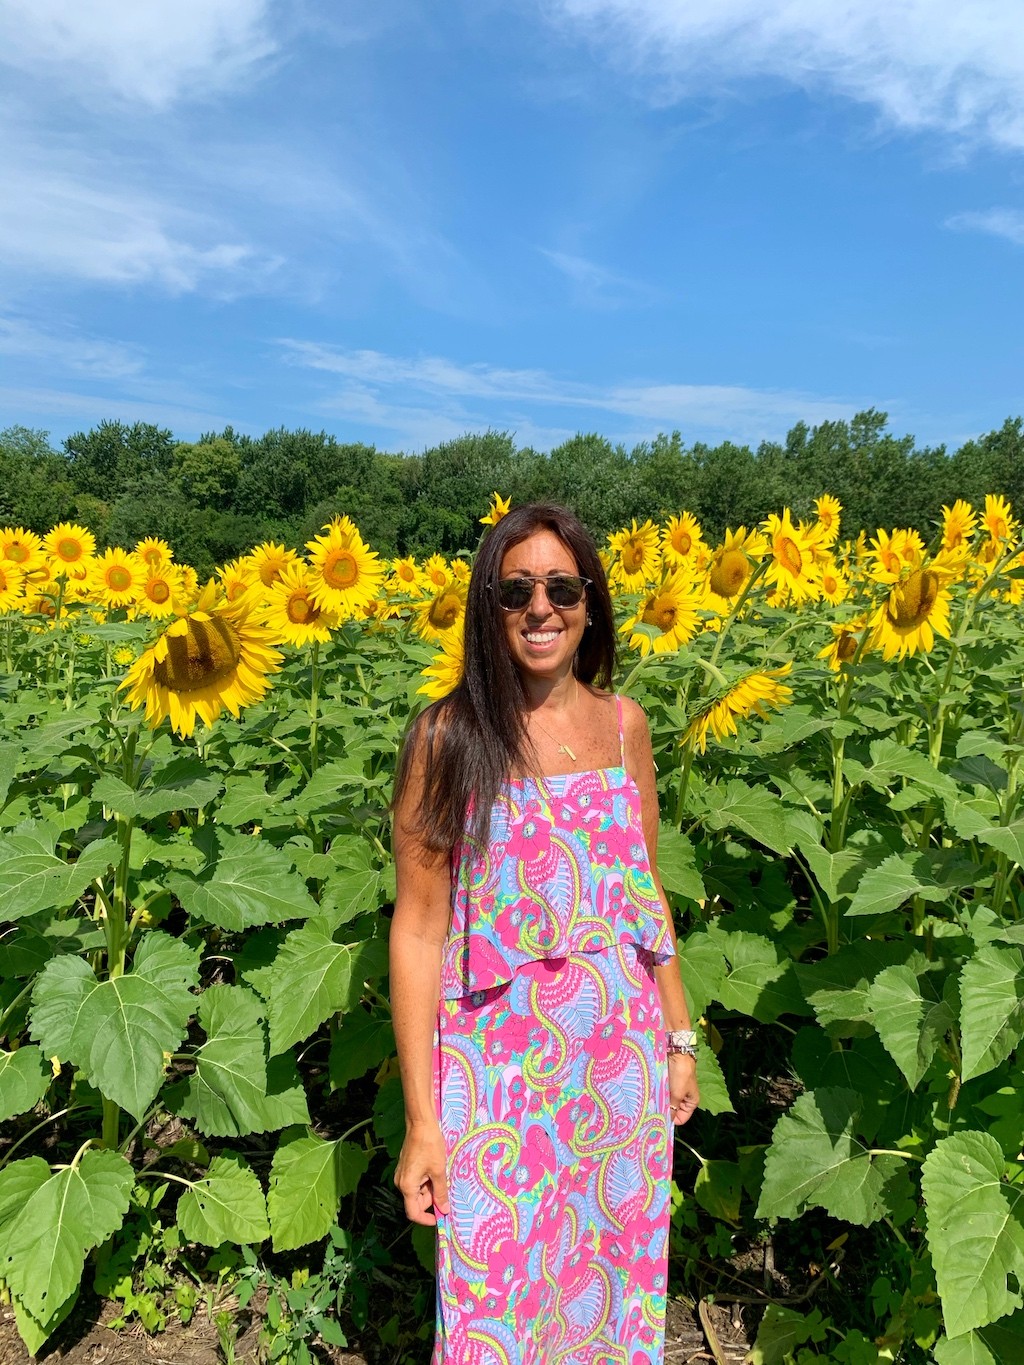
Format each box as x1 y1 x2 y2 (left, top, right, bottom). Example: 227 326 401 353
558 743 577 761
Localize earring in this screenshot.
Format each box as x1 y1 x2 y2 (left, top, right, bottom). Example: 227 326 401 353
586 613 593 626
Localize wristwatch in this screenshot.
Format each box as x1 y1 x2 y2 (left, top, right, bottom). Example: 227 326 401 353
666 1028 698 1059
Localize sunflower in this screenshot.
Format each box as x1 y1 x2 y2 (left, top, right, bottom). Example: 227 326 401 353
112 646 137 668
817 617 869 672
814 494 842 546
870 567 952 660
89 548 146 609
418 626 465 700
866 528 921 584
44 522 96 571
620 569 705 656
120 582 283 737
0 527 45 572
387 556 425 598
217 557 257 605
305 521 384 617
983 494 1017 544
422 554 452 592
819 563 850 606
480 493 511 527
608 519 662 591
248 541 298 590
661 512 706 568
683 664 794 753
706 527 764 603
0 562 25 612
940 500 977 552
262 561 340 646
135 567 182 619
762 511 821 604
450 558 472 585
135 536 174 573
414 581 468 643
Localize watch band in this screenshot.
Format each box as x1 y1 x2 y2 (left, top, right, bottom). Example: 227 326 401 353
666 1028 698 1058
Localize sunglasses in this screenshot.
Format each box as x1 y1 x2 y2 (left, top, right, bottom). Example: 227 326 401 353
495 574 592 611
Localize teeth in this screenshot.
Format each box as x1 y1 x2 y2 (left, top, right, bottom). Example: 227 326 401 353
525 631 559 643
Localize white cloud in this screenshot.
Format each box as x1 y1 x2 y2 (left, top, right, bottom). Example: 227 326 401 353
945 208 1024 246
550 0 1024 150
278 340 861 447
539 249 658 307
0 385 230 438
0 0 276 106
0 317 144 380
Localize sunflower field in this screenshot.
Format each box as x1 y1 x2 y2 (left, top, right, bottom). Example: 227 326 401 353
1 494 1023 1365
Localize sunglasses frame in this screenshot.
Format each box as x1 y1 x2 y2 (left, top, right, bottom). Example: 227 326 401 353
494 573 593 612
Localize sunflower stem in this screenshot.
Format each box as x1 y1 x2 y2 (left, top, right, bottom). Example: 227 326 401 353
674 740 697 826
309 640 322 775
707 557 770 671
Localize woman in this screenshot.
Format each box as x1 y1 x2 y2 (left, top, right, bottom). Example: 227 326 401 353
391 503 699 1364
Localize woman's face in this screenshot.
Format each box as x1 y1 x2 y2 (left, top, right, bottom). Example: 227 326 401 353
499 529 587 683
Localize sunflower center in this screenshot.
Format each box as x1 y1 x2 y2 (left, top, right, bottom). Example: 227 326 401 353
837 632 858 662
776 536 803 576
287 593 316 624
323 549 358 589
258 559 286 587
880 548 900 575
429 592 463 630
399 565 416 583
226 579 248 602
7 543 30 564
823 572 838 595
990 516 1008 539
148 580 171 603
154 617 242 693
888 570 938 629
57 538 83 562
621 540 646 574
143 550 163 570
671 530 692 556
107 566 133 593
644 597 677 631
709 549 749 599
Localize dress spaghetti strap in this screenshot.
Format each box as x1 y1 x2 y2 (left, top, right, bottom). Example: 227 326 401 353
615 692 626 767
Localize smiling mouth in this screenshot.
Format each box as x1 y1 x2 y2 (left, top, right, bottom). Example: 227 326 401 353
524 630 560 644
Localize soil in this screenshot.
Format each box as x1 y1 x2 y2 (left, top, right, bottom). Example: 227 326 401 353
0 1292 755 1365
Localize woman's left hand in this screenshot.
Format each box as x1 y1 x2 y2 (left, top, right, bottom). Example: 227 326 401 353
668 1052 699 1125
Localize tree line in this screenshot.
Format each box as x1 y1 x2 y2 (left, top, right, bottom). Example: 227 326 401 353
1 410 1022 576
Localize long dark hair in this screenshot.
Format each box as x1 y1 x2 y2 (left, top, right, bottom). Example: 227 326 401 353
393 502 616 856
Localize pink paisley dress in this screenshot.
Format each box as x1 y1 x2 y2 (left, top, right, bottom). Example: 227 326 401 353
433 696 675 1365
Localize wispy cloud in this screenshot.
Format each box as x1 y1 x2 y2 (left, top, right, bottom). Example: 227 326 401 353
539 248 659 308
0 385 231 438
0 316 144 380
0 0 276 107
550 0 1024 151
277 340 862 448
945 208 1024 247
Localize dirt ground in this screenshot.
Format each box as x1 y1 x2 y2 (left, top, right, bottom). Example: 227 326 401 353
0 1293 754 1365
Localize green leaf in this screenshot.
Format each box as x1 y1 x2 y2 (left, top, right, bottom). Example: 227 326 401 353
175 1154 269 1247
700 780 792 855
217 774 277 827
796 841 866 902
677 931 726 1021
0 1148 134 1324
328 1009 394 1090
655 824 705 902
170 985 309 1137
757 1086 912 1226
849 738 958 801
267 1129 370 1251
10 1287 78 1356
0 827 118 921
167 833 318 930
372 1076 405 1159
795 940 912 1037
960 945 1024 1082
947 799 1024 867
933 1311 1024 1365
865 964 954 1089
693 1159 741 1222
922 1132 1024 1338
264 922 389 1055
318 866 387 928
93 756 221 820
30 932 199 1119
0 1156 51 1235
847 850 975 918
692 1034 733 1115
706 927 809 1023
747 1304 828 1365
0 1045 50 1121
288 759 385 817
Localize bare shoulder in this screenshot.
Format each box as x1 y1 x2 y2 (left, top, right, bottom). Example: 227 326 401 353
617 694 653 751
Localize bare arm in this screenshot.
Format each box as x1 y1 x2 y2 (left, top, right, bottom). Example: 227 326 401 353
390 720 454 1223
622 696 700 1125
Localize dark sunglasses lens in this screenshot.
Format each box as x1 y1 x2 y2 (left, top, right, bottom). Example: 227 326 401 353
498 579 534 610
547 576 586 607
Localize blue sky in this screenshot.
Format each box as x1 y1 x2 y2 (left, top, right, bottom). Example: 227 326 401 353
1 0 1022 454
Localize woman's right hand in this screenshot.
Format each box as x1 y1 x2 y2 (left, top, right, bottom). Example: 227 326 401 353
394 1120 450 1225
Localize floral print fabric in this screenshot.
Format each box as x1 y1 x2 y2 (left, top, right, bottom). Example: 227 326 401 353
433 703 674 1363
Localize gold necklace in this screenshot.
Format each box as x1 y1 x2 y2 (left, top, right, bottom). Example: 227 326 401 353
530 681 580 762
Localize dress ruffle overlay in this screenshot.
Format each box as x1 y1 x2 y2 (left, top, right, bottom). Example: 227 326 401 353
433 697 675 1365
